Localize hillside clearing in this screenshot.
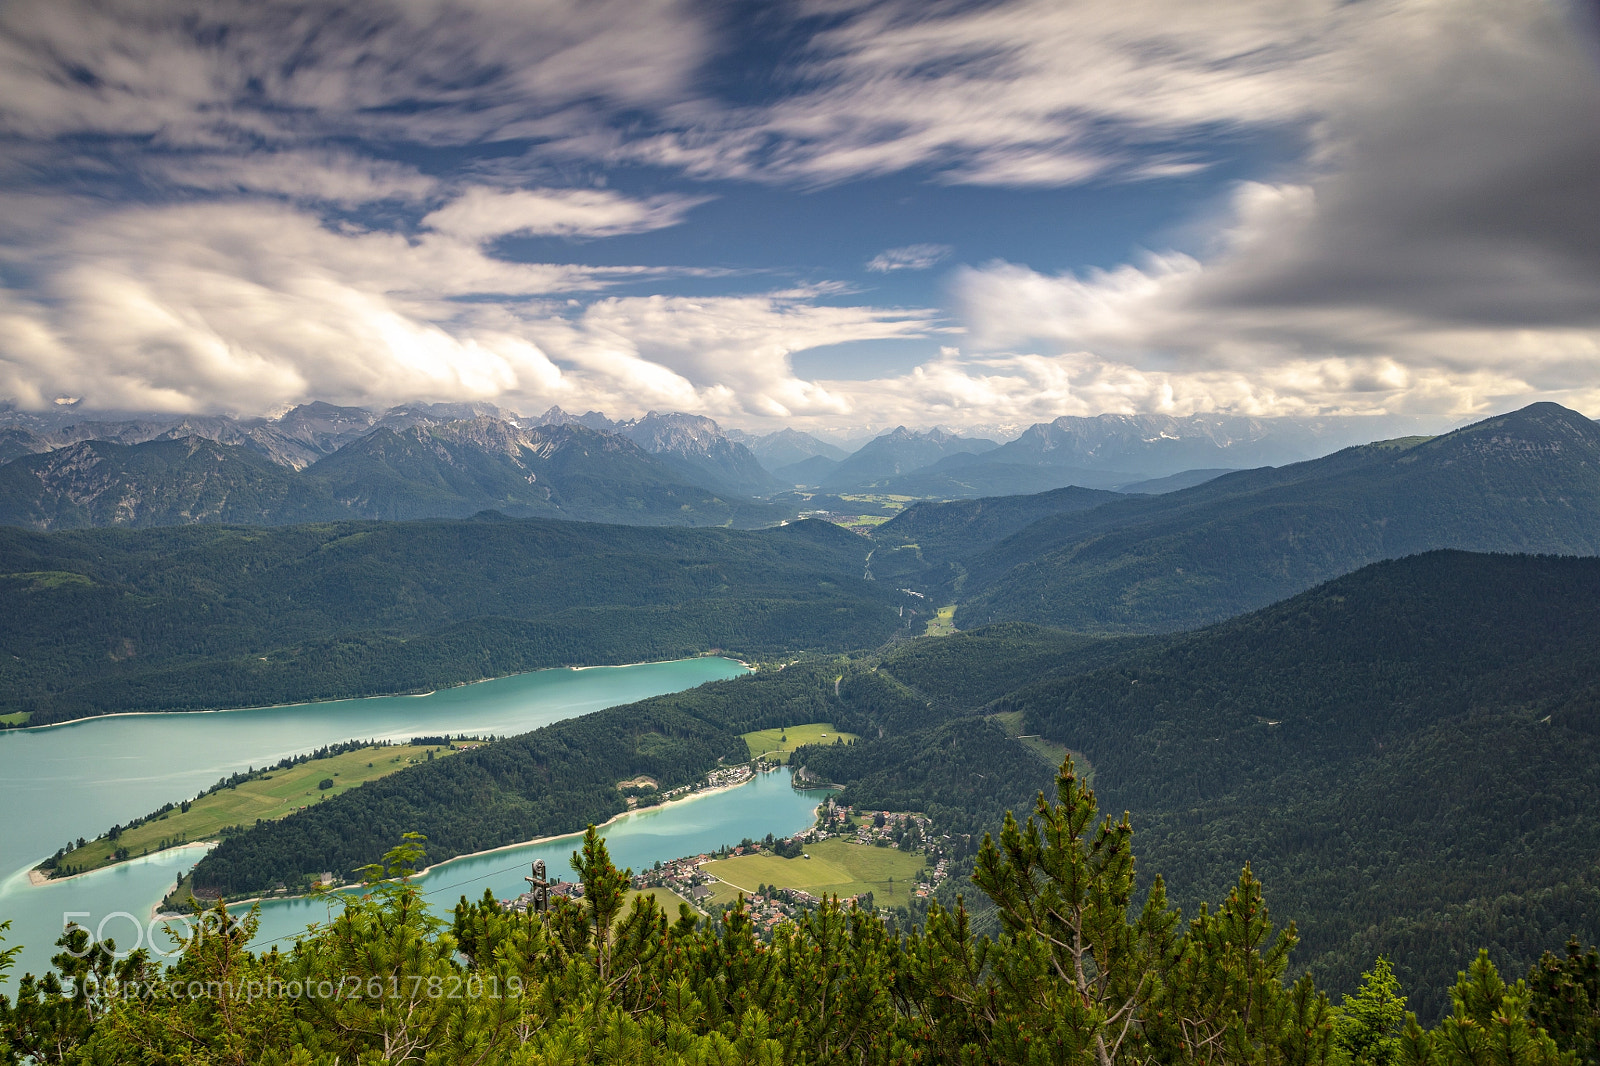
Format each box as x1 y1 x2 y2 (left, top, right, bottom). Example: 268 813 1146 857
741 723 859 763
924 605 958 637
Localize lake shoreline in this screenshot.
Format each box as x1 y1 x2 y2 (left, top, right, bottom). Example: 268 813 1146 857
5 654 752 734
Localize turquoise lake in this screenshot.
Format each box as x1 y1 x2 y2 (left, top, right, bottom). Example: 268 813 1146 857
0 657 762 982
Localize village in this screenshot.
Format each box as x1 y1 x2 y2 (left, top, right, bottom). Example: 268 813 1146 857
498 772 956 941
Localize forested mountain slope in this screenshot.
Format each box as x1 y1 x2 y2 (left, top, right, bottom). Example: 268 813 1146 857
0 516 903 723
872 486 1123 581
994 550 1600 1019
956 402 1600 631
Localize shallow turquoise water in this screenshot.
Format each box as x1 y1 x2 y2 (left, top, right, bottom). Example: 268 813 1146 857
0 657 749 981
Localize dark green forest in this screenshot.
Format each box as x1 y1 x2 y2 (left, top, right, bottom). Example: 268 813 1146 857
0 516 904 723
992 551 1600 1021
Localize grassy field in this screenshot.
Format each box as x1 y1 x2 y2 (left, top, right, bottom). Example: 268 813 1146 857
628 886 694 918
924 605 958 637
47 743 454 876
742 723 859 763
990 710 1088 780
0 712 29 727
701 838 924 906
836 494 915 511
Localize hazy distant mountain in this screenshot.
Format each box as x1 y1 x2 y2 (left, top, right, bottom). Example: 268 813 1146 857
537 407 780 497
986 413 1315 479
0 437 350 529
823 427 997 490
771 454 841 486
373 401 516 432
536 406 618 433
855 452 1132 498
306 419 778 525
957 402 1600 631
0 403 802 529
271 402 379 454
0 428 41 464
613 412 780 497
25 416 326 470
733 427 848 469
0 418 788 531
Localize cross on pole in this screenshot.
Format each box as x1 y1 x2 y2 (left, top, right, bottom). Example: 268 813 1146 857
525 859 549 914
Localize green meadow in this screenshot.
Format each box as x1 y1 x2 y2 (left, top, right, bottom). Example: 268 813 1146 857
741 722 859 763
701 838 923 906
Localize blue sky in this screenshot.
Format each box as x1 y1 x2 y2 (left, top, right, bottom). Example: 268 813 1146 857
0 0 1596 435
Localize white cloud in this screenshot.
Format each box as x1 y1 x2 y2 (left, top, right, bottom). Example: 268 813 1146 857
155 151 437 206
925 0 1600 421
0 199 598 414
947 177 1600 419
867 244 952 273
532 294 936 419
423 187 706 243
0 197 937 420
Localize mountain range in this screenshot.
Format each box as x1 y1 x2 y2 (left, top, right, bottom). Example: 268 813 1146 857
1 401 1594 534
0 420 780 529
874 402 1600 632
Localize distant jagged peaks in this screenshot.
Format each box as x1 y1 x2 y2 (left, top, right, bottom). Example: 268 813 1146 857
272 402 378 454
987 411 1316 476
534 407 780 496
0 436 351 529
3 400 1597 530
730 427 847 469
821 425 998 489
0 407 790 530
536 406 616 433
